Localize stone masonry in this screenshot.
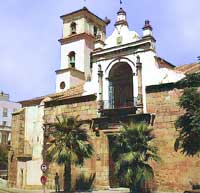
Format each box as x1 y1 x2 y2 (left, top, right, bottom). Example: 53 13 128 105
146 86 200 192
8 109 26 187
43 95 110 190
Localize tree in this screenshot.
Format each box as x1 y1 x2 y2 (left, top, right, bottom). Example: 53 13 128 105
47 115 93 193
0 144 8 170
174 87 200 156
111 123 160 193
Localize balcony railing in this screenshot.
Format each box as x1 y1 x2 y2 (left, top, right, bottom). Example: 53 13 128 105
103 97 137 110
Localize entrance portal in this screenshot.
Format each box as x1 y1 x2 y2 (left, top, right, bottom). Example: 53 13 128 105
109 62 133 109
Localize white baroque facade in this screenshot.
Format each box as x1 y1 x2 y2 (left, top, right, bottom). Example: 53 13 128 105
56 7 184 113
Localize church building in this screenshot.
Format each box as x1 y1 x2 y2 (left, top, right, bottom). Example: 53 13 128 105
8 6 200 192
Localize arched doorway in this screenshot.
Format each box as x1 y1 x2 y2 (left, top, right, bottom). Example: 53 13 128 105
108 62 133 109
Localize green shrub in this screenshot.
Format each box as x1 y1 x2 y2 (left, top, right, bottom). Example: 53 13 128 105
75 173 95 191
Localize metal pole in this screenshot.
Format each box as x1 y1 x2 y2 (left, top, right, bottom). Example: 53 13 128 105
43 184 45 193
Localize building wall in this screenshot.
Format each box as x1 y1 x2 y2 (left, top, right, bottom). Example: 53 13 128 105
44 98 109 189
8 105 44 189
60 39 86 70
19 105 44 188
24 106 44 159
62 17 106 42
56 71 70 92
146 87 200 192
8 109 25 187
63 18 85 38
0 96 21 145
9 85 200 191
0 100 21 127
57 38 94 92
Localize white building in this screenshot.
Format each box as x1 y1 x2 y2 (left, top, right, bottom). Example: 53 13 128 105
0 92 21 145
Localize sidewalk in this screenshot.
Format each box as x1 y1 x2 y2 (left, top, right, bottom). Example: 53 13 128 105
0 187 53 193
0 188 129 193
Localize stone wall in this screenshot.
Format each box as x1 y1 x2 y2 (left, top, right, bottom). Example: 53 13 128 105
8 109 25 187
44 97 110 190
146 87 200 192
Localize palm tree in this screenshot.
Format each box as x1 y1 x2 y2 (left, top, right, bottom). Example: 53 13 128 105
46 115 93 193
111 122 160 193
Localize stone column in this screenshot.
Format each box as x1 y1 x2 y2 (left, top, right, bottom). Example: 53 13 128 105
98 64 104 111
136 55 144 114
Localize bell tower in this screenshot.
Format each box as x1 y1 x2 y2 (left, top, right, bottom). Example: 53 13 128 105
56 7 107 93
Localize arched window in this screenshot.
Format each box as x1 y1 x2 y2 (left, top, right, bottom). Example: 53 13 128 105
70 22 77 34
68 51 75 68
60 82 66 90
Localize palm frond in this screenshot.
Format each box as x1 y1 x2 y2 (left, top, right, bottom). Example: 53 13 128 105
47 114 93 166
111 122 160 190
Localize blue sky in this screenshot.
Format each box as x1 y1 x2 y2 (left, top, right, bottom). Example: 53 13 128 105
0 0 200 101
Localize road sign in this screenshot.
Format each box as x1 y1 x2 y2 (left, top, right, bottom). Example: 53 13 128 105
41 163 48 172
41 175 47 185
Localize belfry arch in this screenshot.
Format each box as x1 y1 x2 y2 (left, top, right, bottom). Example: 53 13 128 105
108 62 133 109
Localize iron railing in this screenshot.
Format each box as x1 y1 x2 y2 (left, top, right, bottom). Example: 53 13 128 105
103 97 137 109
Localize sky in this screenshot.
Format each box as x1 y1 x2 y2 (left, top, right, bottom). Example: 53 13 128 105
0 0 200 101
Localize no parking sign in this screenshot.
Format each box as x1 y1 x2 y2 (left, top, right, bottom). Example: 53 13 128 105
40 175 47 185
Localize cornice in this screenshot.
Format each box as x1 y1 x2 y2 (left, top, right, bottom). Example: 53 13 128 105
92 36 155 56
114 20 128 27
60 7 107 26
45 94 97 107
58 33 95 45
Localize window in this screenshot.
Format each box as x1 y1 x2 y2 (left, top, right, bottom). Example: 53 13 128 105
13 108 17 112
70 22 77 34
3 108 8 117
93 26 98 37
68 51 75 68
2 121 6 126
60 82 66 90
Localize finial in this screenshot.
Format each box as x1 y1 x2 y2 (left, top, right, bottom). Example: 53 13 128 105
137 55 140 63
120 0 122 7
143 20 152 30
